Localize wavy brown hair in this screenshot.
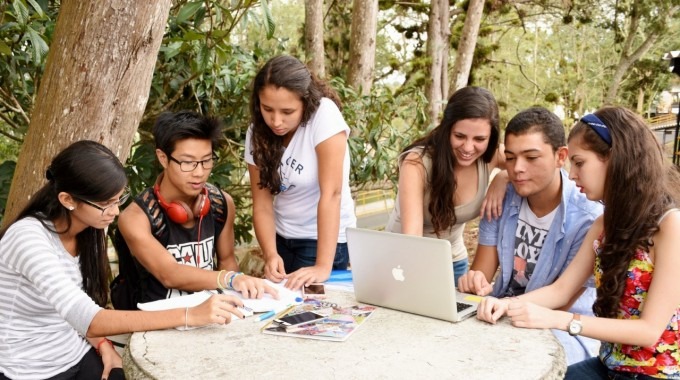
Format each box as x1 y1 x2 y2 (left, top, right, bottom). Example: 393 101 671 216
568 106 680 318
249 55 341 194
401 86 499 235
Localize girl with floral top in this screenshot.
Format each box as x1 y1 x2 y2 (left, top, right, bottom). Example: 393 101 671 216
476 106 680 379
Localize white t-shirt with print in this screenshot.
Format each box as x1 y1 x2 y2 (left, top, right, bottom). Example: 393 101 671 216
506 199 557 296
245 97 356 242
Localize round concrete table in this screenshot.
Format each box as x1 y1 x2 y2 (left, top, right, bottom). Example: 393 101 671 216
123 290 566 379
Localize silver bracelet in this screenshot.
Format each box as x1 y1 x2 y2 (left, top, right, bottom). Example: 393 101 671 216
184 307 189 329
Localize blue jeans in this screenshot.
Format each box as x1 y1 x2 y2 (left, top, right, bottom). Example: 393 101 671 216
566 357 658 380
452 258 469 285
276 234 349 273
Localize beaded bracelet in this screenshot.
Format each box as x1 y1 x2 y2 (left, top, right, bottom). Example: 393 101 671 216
95 338 113 356
216 270 226 290
227 272 243 290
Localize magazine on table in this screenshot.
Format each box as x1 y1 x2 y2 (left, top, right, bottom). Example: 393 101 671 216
261 302 376 342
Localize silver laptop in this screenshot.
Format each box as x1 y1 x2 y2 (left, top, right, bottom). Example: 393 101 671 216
347 227 480 322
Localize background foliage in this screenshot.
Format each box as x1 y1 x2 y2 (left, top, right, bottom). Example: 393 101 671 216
1 0 678 240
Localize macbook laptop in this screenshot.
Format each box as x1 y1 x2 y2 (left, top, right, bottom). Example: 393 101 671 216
346 227 480 322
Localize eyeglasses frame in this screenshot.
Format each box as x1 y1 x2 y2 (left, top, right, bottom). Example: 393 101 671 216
74 188 131 215
167 153 218 172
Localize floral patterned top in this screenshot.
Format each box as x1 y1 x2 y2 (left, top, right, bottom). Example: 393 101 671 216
594 233 680 378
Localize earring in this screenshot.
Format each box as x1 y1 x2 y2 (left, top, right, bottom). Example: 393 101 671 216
68 206 75 211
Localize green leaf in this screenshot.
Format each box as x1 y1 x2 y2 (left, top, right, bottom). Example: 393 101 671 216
0 41 11 56
183 30 204 41
12 0 29 25
26 0 45 18
26 26 49 64
162 41 182 59
259 0 275 39
176 1 203 24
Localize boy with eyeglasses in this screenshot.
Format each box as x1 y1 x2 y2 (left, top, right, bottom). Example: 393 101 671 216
116 111 277 307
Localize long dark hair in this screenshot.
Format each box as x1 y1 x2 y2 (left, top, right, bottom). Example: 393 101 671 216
0 140 127 307
402 86 499 235
249 55 342 194
568 107 680 318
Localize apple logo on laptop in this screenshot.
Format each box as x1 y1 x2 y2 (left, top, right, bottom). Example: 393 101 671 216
391 265 405 281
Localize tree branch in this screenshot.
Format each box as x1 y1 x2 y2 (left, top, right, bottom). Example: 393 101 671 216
0 87 30 125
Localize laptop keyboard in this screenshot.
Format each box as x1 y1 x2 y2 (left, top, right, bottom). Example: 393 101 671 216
456 302 472 312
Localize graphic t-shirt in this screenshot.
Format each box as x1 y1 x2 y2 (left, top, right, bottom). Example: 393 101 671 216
245 98 356 242
505 199 557 296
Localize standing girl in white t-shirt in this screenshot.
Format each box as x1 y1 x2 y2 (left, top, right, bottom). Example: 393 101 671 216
245 55 356 290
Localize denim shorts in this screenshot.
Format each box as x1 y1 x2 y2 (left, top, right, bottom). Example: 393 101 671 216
452 258 469 285
276 234 349 273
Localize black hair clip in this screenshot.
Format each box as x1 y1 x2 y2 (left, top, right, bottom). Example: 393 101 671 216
45 167 54 181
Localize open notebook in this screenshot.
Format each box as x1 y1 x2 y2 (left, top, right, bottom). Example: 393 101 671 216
137 279 302 328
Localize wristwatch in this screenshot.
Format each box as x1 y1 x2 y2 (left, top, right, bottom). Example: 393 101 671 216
568 313 582 336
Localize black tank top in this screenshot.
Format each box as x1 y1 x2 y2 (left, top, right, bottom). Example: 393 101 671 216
134 184 226 303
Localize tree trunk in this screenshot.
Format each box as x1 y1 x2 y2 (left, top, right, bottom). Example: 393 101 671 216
603 3 678 104
450 0 484 91
3 0 171 225
425 0 450 125
347 0 378 95
604 34 659 105
636 87 645 114
305 0 325 78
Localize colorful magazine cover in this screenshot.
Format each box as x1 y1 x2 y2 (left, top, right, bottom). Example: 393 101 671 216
262 305 376 342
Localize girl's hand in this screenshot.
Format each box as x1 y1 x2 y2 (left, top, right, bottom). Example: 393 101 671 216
264 254 287 283
480 170 509 221
477 297 510 323
99 340 122 380
505 300 570 330
189 294 244 326
284 265 331 290
232 274 279 300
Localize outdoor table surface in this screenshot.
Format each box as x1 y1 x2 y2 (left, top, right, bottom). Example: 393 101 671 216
123 289 566 379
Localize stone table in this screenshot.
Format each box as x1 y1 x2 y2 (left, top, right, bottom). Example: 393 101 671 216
123 290 565 379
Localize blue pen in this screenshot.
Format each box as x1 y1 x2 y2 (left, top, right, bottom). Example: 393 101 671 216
255 310 277 322
255 299 302 322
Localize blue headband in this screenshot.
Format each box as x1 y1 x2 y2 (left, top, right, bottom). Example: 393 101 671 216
580 114 612 146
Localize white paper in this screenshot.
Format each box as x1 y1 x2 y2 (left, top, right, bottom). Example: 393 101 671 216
220 279 302 312
136 279 302 313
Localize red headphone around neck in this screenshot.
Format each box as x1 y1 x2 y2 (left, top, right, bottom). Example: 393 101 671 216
153 172 210 224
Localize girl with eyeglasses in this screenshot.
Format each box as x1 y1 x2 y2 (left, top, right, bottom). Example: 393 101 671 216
476 107 680 379
0 141 247 380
